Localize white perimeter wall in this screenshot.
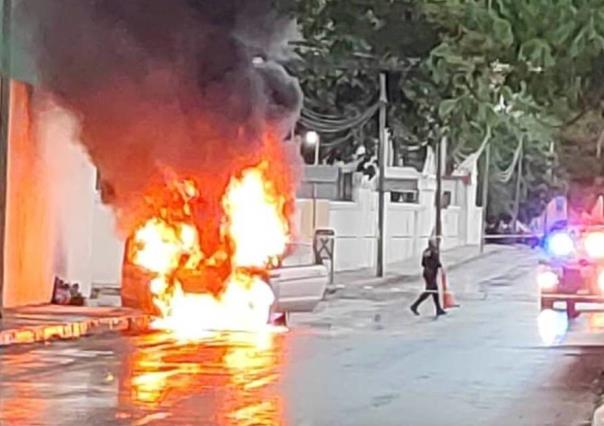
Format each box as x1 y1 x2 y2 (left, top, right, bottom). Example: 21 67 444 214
91 199 124 287
293 188 480 272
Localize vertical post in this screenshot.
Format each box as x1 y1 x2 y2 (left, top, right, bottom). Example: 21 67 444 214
548 140 555 180
543 205 548 237
435 136 444 246
312 182 317 232
304 131 320 236
0 0 11 317
544 140 555 235
376 72 387 277
480 142 491 253
412 208 419 255
512 140 523 232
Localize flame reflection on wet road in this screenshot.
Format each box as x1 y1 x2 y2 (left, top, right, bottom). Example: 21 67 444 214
123 331 284 425
0 331 287 425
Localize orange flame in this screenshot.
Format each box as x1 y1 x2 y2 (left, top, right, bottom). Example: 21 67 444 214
129 161 290 340
223 164 289 268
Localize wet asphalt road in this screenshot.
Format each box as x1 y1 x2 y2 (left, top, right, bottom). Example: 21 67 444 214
2 247 604 426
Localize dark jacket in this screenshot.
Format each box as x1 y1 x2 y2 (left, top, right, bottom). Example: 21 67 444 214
421 247 441 283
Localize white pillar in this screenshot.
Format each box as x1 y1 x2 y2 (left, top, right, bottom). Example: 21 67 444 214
35 94 96 297
4 85 96 305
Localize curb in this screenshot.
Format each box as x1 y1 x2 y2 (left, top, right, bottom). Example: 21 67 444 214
327 247 505 296
0 313 151 347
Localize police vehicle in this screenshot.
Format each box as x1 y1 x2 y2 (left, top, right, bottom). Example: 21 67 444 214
538 224 604 318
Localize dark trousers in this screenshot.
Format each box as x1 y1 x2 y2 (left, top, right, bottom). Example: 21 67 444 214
411 273 443 313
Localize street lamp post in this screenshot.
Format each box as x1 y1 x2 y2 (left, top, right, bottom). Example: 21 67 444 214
304 131 320 234
435 136 444 247
512 140 523 232
480 142 491 253
376 72 387 277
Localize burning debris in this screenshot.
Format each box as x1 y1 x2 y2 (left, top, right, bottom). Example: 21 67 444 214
20 0 302 336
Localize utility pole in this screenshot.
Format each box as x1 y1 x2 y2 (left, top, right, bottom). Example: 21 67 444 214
480 142 491 253
376 72 387 277
0 0 11 318
435 136 444 246
512 140 523 232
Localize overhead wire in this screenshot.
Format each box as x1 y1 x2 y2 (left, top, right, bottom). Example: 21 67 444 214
493 138 523 183
300 102 380 134
453 125 492 164
301 95 436 156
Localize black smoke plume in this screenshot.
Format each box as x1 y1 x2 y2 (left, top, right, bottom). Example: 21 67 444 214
17 0 302 237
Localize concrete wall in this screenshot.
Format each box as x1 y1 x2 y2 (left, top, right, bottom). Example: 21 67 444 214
297 190 473 272
328 190 377 271
91 198 124 287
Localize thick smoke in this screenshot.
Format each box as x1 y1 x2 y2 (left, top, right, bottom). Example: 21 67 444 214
18 0 302 238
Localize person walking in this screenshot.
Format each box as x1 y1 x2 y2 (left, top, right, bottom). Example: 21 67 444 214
411 238 446 316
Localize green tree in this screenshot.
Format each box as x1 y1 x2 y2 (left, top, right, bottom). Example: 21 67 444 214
423 0 604 216
285 0 604 218
280 0 439 166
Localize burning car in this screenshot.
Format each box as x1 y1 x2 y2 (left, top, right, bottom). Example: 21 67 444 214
120 163 328 337
24 0 312 336
122 242 329 328
538 224 604 318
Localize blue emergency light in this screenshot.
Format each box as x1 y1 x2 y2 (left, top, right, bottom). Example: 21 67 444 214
545 231 575 257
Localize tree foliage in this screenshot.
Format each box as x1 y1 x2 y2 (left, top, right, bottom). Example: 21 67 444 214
423 0 604 215
285 0 604 218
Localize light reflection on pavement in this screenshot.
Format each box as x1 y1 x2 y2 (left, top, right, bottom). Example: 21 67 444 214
0 331 287 426
537 309 569 346
588 311 604 331
124 331 283 425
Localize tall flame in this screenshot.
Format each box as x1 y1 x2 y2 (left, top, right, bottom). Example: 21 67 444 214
223 166 289 268
129 161 290 340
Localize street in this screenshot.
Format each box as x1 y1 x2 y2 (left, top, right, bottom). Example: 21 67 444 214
2 247 604 425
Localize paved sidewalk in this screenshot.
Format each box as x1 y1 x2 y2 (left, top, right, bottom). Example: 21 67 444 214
0 305 149 347
330 244 503 293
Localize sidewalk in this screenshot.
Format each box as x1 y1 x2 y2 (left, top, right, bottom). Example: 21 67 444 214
330 244 503 293
0 305 150 347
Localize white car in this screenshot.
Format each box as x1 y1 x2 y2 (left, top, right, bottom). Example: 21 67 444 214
269 264 329 324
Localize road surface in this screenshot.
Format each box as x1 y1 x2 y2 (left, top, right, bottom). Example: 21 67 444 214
1 246 604 425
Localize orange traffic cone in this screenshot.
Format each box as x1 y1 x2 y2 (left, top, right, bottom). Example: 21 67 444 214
441 270 459 309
